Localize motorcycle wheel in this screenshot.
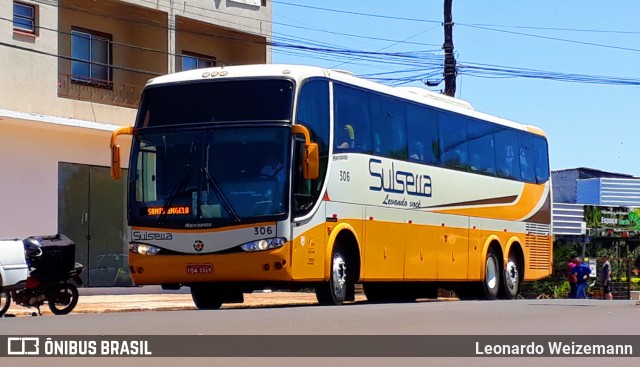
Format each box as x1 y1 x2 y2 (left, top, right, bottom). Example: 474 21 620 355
48 283 79 315
0 291 11 317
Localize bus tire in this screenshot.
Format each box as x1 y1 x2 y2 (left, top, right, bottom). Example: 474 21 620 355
315 247 350 305
191 284 223 310
499 252 520 299
482 249 500 300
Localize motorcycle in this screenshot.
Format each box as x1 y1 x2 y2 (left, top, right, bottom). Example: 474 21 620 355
0 234 83 316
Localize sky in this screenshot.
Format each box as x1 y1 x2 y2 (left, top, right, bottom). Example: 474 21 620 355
270 1 640 176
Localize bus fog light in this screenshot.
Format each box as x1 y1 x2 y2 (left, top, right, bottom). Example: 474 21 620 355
241 238 285 252
130 243 161 255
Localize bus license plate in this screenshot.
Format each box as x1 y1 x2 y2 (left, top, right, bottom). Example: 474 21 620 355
187 264 213 275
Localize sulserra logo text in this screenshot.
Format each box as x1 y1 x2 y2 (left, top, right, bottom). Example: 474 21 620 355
368 158 432 198
132 231 173 241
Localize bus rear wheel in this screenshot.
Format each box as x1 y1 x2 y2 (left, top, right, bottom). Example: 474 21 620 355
482 249 500 300
315 247 350 305
499 253 520 299
190 284 223 310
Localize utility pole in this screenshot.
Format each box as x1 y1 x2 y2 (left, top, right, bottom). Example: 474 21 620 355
443 0 456 97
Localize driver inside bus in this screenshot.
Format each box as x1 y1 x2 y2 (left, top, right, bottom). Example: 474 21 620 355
260 155 285 182
336 124 355 150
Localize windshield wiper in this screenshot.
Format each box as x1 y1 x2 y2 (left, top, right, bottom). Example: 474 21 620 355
201 167 241 223
157 142 197 224
157 164 193 224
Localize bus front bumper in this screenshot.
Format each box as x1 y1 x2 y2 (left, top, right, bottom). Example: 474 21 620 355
128 244 292 285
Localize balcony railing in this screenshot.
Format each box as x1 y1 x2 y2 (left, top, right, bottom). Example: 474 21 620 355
58 73 141 108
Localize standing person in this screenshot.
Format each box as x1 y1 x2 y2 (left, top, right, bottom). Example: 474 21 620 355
569 257 592 299
600 255 612 300
567 256 578 299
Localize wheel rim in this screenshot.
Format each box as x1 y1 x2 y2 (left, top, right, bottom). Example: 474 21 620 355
52 286 74 307
0 292 10 314
332 254 347 298
504 260 519 294
486 256 498 290
48 284 78 315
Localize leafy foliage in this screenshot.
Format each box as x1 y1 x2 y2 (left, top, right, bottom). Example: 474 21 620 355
520 238 640 298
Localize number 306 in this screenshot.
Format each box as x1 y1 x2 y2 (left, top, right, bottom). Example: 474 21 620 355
254 227 273 235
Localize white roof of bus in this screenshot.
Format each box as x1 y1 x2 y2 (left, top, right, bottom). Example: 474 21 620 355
145 64 543 135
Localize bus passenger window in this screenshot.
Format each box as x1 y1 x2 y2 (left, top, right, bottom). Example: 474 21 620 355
502 145 516 178
519 136 536 182
470 153 481 171
409 141 425 161
494 129 520 179
533 136 550 183
333 84 371 153
467 119 496 174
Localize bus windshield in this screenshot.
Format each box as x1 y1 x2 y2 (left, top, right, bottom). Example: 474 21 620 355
138 79 294 127
130 126 291 228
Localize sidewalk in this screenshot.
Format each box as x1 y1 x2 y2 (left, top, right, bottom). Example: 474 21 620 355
3 288 367 317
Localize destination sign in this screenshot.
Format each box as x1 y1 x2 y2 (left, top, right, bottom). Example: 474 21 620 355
141 206 191 216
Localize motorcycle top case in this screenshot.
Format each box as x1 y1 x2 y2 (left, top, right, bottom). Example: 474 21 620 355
23 234 75 273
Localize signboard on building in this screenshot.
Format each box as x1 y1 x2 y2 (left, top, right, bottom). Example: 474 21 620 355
584 205 640 238
229 0 261 6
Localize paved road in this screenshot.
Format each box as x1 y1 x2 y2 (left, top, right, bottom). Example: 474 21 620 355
2 290 336 317
2 297 639 367
3 297 639 334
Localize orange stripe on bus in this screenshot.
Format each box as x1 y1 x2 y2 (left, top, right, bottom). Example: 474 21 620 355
433 184 547 221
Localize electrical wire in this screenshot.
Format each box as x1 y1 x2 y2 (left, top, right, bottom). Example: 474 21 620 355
458 24 640 53
4 1 640 88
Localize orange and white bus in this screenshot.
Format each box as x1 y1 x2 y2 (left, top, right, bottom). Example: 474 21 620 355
111 64 552 308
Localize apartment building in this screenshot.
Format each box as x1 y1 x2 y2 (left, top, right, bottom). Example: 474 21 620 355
0 0 271 286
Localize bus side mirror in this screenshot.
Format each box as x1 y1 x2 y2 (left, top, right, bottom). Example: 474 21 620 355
111 145 122 180
292 124 319 180
110 126 133 180
304 143 319 180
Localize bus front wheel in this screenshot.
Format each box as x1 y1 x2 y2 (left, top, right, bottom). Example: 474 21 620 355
315 247 350 305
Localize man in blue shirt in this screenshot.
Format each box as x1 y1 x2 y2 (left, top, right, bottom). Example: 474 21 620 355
569 257 592 299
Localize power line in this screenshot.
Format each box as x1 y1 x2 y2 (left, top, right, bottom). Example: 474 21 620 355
275 1 640 37
458 24 640 53
5 1 640 88
458 61 640 86
30 0 441 71
1 8 443 80
0 40 161 76
273 0 442 24
139 0 442 48
275 21 441 48
330 25 442 69
459 22 640 35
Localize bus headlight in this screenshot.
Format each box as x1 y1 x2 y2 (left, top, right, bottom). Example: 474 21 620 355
130 243 161 255
240 238 286 252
